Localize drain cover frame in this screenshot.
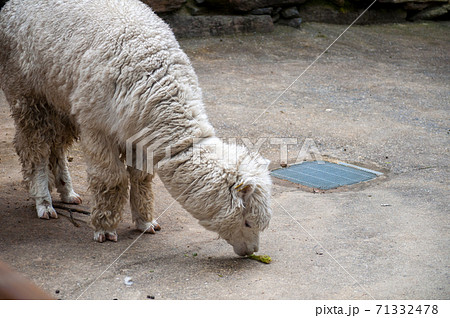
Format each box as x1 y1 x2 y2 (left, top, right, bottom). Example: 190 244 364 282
271 161 383 190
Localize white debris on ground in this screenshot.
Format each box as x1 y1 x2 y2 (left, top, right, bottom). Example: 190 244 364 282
124 276 133 287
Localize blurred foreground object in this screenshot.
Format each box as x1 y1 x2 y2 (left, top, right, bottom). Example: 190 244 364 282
0 260 53 300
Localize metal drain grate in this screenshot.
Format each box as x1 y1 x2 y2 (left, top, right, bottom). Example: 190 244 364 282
271 161 382 190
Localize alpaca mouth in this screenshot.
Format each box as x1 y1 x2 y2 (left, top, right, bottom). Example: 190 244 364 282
232 243 258 256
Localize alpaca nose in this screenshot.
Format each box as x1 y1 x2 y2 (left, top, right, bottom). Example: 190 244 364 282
233 243 259 256
233 245 248 256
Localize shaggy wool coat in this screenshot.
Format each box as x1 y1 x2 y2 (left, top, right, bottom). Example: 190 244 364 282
0 0 272 255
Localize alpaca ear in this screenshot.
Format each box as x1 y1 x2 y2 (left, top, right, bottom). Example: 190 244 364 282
234 179 255 202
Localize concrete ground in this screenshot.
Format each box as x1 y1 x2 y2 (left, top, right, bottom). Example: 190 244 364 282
0 22 448 300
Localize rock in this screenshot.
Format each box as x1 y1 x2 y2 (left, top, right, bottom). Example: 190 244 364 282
273 7 282 15
250 7 274 15
409 3 450 20
186 2 206 15
281 6 301 19
140 0 186 13
314 245 324 255
272 7 283 19
404 2 433 11
278 17 302 28
298 2 407 24
330 0 346 6
163 14 274 37
143 0 449 29
289 17 302 28
378 0 447 3
272 13 281 23
201 0 233 10
228 0 307 12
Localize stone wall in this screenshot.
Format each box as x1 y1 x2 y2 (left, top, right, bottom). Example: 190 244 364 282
140 0 186 13
147 0 449 36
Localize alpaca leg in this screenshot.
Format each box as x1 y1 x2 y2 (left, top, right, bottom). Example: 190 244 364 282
31 162 58 219
49 110 81 204
128 167 161 234
82 132 128 242
10 99 57 219
51 149 82 205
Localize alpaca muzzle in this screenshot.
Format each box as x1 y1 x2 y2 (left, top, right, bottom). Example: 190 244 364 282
232 241 259 256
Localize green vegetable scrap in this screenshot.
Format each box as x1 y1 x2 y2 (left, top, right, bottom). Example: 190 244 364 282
248 254 272 264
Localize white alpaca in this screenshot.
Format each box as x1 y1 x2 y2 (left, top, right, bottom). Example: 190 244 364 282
0 0 272 256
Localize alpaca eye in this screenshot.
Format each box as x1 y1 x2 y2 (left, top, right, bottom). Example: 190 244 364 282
245 220 251 228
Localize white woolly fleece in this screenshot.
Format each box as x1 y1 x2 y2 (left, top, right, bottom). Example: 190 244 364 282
0 0 272 255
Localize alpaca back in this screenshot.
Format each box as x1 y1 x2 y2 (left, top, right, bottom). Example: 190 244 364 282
0 0 214 150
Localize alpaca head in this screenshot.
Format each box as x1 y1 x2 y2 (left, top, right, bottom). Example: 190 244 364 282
157 138 272 256
199 169 273 256
196 144 273 256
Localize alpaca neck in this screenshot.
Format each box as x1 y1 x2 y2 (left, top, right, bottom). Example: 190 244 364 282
157 137 233 222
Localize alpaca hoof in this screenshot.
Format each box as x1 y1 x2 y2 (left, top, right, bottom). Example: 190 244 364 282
94 231 117 242
146 226 156 234
37 205 58 219
136 220 161 234
152 220 161 231
94 231 106 242
105 231 118 242
62 191 82 205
